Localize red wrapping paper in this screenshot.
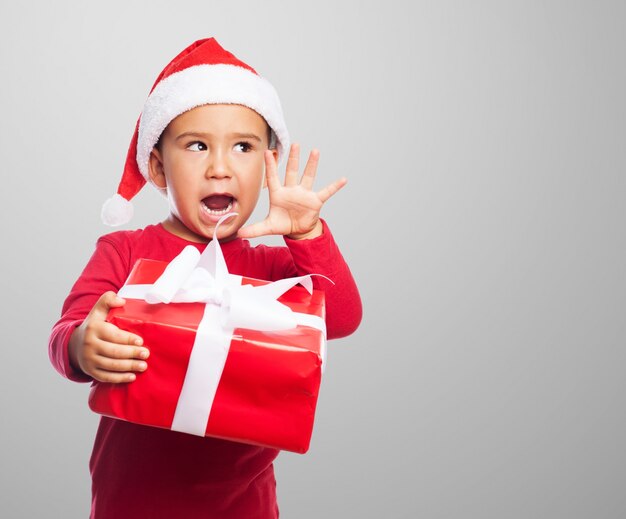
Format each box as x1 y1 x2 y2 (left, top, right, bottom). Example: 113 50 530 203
88 258 326 453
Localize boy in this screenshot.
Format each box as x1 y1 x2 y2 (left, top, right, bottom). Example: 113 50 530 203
49 38 361 518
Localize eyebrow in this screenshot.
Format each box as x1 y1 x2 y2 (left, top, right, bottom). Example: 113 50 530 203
175 131 262 142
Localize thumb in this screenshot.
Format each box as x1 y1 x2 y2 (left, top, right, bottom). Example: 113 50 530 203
90 291 126 320
238 219 274 239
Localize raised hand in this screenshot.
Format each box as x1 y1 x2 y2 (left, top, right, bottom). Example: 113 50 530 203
238 143 347 240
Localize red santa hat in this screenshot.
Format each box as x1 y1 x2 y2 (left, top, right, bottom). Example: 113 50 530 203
101 38 289 226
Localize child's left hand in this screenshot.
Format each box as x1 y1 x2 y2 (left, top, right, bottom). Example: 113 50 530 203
238 143 346 240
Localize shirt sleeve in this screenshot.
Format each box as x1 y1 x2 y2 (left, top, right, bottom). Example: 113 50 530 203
48 235 131 383
275 220 362 340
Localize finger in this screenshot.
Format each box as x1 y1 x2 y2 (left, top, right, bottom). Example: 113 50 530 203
96 337 150 360
284 143 300 186
317 177 348 203
264 150 281 192
92 368 138 384
300 149 320 190
237 219 274 239
94 355 148 374
98 321 145 348
90 291 126 320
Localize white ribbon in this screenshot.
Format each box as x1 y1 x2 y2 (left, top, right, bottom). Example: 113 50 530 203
118 213 328 436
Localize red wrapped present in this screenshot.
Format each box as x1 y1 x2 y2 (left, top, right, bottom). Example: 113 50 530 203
88 218 326 454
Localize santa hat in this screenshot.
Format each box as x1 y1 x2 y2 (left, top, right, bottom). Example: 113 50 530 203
101 38 289 226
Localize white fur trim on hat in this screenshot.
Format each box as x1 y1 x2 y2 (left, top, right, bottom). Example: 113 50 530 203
136 64 289 180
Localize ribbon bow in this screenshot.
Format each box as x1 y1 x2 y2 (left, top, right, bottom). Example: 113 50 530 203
122 213 319 331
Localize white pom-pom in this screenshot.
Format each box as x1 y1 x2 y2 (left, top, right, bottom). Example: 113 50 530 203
101 194 134 226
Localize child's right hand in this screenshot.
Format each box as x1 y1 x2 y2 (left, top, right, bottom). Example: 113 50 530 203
68 291 150 383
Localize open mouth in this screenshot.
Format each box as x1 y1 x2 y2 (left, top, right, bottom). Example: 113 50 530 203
201 194 234 216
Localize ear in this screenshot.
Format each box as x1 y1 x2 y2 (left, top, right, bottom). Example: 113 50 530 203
263 149 279 189
148 147 167 189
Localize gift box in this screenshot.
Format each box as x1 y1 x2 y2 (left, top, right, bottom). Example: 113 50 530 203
88 221 326 454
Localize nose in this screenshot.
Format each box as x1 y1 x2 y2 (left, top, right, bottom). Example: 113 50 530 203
206 148 231 179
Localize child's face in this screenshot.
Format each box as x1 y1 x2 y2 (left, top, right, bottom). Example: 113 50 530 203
148 104 276 242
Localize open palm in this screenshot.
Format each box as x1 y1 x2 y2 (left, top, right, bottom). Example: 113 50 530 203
238 144 347 240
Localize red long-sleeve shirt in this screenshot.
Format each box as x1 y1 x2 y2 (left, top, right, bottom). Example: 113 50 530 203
49 220 361 519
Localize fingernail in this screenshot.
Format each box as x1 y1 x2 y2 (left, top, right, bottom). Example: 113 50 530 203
135 338 143 346
140 349 149 359
139 362 147 371
128 374 136 381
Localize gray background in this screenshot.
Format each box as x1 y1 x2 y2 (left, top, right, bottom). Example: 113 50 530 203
1 1 624 517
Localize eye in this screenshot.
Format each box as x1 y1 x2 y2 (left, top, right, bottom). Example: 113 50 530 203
233 142 253 153
187 141 207 152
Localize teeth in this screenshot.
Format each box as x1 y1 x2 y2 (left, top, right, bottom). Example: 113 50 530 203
201 200 233 216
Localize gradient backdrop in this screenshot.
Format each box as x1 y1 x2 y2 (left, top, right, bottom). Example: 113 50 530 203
1 1 624 517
